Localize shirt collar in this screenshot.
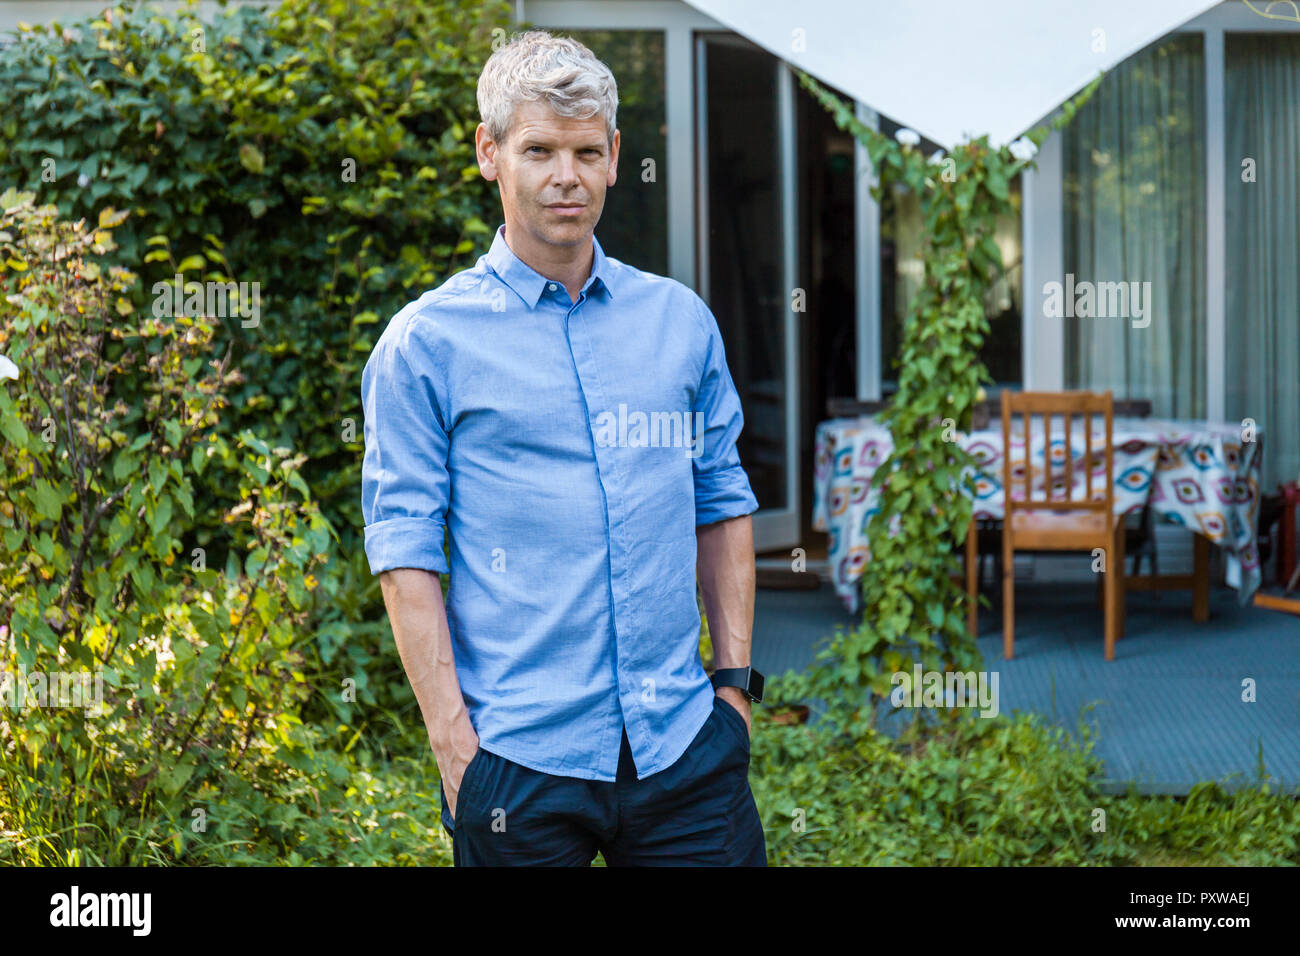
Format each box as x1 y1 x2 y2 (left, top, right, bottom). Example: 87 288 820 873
484 223 614 309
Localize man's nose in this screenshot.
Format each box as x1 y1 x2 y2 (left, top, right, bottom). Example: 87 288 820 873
552 151 581 186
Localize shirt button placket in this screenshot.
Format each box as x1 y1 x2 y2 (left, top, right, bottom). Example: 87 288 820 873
563 294 630 779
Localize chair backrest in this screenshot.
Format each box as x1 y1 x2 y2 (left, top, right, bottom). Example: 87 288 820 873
1001 390 1114 515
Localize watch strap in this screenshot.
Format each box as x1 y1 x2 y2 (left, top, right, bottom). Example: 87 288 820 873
710 666 765 703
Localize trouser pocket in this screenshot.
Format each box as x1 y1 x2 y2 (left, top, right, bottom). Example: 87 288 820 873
713 695 751 756
440 747 484 834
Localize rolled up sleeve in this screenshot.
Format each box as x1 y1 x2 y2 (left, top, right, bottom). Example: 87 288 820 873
361 317 451 575
691 296 760 526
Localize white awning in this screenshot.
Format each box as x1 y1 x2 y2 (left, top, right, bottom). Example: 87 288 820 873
681 0 1222 147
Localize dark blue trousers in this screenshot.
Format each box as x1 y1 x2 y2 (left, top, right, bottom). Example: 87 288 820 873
439 694 767 866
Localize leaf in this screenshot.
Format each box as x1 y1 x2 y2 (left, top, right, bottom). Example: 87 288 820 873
0 412 29 446
161 760 195 796
30 479 63 520
112 451 135 482
150 494 172 537
985 170 1008 200
148 457 166 494
927 602 945 629
238 143 265 174
97 205 129 228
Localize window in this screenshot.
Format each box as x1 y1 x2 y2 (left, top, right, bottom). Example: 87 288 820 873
877 117 1023 392
1062 34 1206 419
1225 32 1300 489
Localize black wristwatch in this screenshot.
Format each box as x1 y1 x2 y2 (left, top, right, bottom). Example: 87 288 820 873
710 666 765 703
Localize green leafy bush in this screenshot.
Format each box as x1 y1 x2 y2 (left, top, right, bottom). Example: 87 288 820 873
0 190 329 864
0 0 508 547
749 708 1300 866
0 0 511 741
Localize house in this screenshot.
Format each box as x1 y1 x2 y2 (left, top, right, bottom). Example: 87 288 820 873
4 0 1295 571
516 0 1299 582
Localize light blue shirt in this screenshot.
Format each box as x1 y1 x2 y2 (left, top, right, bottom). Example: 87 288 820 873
361 224 758 781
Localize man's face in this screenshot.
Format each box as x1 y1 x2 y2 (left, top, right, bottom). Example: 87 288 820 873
477 99 620 250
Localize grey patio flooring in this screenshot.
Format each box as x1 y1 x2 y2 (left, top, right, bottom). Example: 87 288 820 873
751 579 1300 795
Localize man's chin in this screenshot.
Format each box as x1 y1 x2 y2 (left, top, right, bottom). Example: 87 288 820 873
537 219 593 246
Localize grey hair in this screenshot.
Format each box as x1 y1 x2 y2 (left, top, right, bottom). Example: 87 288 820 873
477 30 618 147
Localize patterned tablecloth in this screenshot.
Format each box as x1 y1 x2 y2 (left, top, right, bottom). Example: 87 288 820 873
812 416 1264 613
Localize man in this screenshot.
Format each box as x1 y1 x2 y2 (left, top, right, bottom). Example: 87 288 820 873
361 30 766 866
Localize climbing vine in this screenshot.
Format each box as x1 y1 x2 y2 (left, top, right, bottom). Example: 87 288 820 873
773 71 1101 734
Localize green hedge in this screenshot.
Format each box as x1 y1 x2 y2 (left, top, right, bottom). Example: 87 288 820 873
0 0 508 549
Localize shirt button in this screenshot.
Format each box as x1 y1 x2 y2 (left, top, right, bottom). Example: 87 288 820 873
547 283 558 291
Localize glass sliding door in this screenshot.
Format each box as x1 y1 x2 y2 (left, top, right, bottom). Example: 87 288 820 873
565 30 668 276
696 33 798 549
1225 33 1300 490
1062 34 1206 418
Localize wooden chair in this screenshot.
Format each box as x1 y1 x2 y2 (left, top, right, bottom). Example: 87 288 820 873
1001 390 1126 660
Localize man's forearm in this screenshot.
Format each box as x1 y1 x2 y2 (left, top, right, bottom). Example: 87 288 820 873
378 569 477 780
696 514 756 673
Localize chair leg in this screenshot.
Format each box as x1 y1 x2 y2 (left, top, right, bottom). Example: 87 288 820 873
1193 533 1210 622
1002 531 1015 660
1115 521 1126 640
992 534 1002 603
966 518 978 638
1103 540 1119 661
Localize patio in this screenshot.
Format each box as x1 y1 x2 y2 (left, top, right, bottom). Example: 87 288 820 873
754 578 1300 795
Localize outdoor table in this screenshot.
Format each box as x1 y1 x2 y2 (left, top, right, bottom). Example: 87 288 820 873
812 415 1264 614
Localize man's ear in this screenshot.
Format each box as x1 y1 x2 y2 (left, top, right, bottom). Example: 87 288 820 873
476 122 499 182
607 128 620 187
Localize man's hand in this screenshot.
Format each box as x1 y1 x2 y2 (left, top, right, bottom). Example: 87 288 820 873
715 684 751 736
435 716 480 820
378 568 480 823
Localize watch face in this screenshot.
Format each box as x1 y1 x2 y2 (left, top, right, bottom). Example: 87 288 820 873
748 669 765 703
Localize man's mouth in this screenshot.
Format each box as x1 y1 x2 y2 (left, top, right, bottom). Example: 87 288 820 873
546 203 586 217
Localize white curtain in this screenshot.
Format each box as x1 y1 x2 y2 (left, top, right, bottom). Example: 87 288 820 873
1226 34 1300 491
1063 35 1206 419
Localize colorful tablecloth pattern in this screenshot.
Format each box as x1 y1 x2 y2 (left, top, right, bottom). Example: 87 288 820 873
812 416 1263 613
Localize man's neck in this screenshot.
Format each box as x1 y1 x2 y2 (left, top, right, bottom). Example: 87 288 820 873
503 224 593 302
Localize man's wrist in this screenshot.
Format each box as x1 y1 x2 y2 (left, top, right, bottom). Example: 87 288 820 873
715 684 750 708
